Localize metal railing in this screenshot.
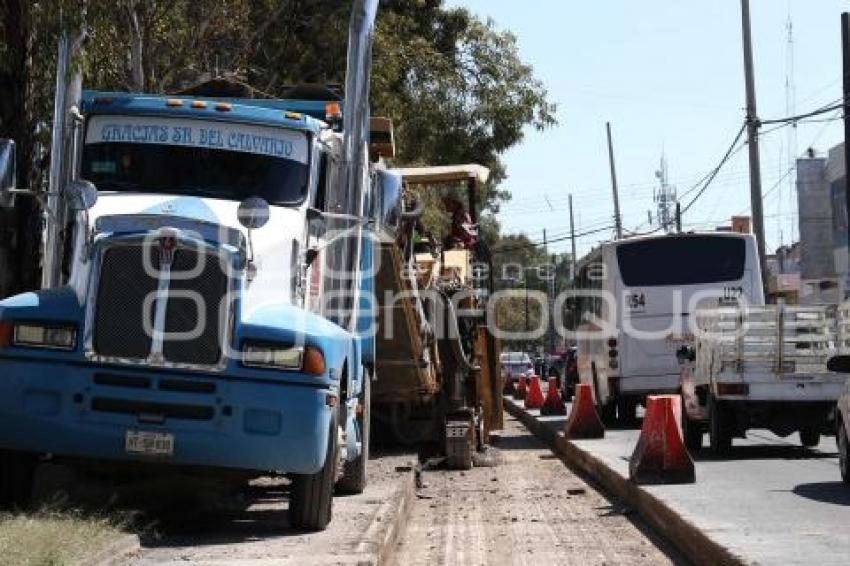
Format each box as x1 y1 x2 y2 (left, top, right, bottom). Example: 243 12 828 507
695 304 841 378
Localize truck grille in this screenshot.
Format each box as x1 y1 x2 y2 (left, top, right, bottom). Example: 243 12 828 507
93 244 229 366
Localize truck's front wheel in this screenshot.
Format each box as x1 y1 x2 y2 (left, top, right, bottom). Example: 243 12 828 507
289 417 338 531
337 369 370 494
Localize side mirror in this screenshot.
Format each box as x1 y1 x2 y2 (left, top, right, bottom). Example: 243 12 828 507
66 179 98 211
237 197 270 230
375 169 403 237
0 139 17 208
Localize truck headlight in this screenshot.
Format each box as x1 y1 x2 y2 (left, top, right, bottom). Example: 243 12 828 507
13 323 76 350
242 343 326 375
243 343 303 369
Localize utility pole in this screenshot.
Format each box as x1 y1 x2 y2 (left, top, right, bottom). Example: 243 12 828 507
740 0 768 294
606 122 623 239
675 201 682 233
568 194 577 278
543 229 555 354
524 277 530 334
842 13 850 270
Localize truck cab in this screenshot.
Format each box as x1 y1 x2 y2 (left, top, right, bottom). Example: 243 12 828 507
0 0 384 531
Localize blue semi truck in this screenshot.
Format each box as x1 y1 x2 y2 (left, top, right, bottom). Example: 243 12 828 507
0 0 399 531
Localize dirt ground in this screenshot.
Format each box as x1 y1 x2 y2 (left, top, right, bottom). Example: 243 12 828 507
124 451 416 565
393 415 680 566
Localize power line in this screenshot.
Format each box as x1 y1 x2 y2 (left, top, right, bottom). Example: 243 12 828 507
679 123 748 216
492 224 614 255
760 98 843 125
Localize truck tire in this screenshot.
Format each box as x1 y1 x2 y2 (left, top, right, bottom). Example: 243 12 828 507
337 369 370 495
0 450 35 509
289 417 338 531
599 400 617 426
682 404 703 452
617 398 637 427
708 395 732 456
839 422 850 484
799 428 821 448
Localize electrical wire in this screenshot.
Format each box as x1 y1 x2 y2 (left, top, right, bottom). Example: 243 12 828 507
491 224 615 255
678 123 748 216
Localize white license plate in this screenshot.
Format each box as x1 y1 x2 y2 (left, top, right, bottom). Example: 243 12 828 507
125 430 174 457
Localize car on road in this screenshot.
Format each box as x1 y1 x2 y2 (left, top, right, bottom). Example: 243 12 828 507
500 352 533 381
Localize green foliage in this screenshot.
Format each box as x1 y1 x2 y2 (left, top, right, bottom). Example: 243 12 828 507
0 0 556 291
489 232 573 348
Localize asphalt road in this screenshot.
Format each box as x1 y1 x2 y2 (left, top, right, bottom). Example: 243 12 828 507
510 390 850 565
575 427 849 565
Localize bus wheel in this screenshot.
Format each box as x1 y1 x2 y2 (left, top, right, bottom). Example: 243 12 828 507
290 415 338 531
599 401 617 426
337 369 370 495
708 396 732 457
682 406 703 452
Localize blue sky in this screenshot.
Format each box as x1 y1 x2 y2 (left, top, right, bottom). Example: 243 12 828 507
447 0 848 257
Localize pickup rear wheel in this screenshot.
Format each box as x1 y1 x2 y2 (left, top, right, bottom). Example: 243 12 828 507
289 417 338 531
799 428 821 448
708 395 732 457
337 369 370 495
839 422 850 484
0 450 35 509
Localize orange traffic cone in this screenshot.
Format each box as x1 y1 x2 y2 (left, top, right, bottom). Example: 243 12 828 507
629 395 695 484
524 373 545 410
502 373 516 396
563 383 605 439
514 374 527 401
541 377 566 416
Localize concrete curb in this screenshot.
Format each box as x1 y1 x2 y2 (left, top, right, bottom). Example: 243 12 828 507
504 399 745 566
355 468 415 565
86 533 141 566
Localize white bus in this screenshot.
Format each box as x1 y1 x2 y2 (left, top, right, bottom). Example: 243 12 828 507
567 231 764 424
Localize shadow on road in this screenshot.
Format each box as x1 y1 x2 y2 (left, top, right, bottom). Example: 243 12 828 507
491 428 545 451
692 444 838 462
792 482 850 506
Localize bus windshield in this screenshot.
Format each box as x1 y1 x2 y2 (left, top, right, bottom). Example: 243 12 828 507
81 115 310 205
616 236 746 287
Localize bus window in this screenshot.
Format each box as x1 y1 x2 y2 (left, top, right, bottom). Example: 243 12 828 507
616 236 746 287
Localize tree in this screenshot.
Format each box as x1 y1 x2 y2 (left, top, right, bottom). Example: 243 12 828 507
0 0 556 294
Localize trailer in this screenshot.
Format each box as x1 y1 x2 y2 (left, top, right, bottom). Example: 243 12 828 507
0 0 392 532
371 165 503 469
681 303 847 455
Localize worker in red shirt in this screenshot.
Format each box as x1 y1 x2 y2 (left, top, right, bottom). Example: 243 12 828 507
442 196 477 250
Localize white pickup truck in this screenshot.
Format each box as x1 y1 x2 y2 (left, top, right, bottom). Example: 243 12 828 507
680 304 849 456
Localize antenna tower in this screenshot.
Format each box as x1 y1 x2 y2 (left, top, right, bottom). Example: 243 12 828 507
653 153 678 232
784 9 797 244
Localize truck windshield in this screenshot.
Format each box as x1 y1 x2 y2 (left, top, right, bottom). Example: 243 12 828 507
616 235 747 287
81 115 310 205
